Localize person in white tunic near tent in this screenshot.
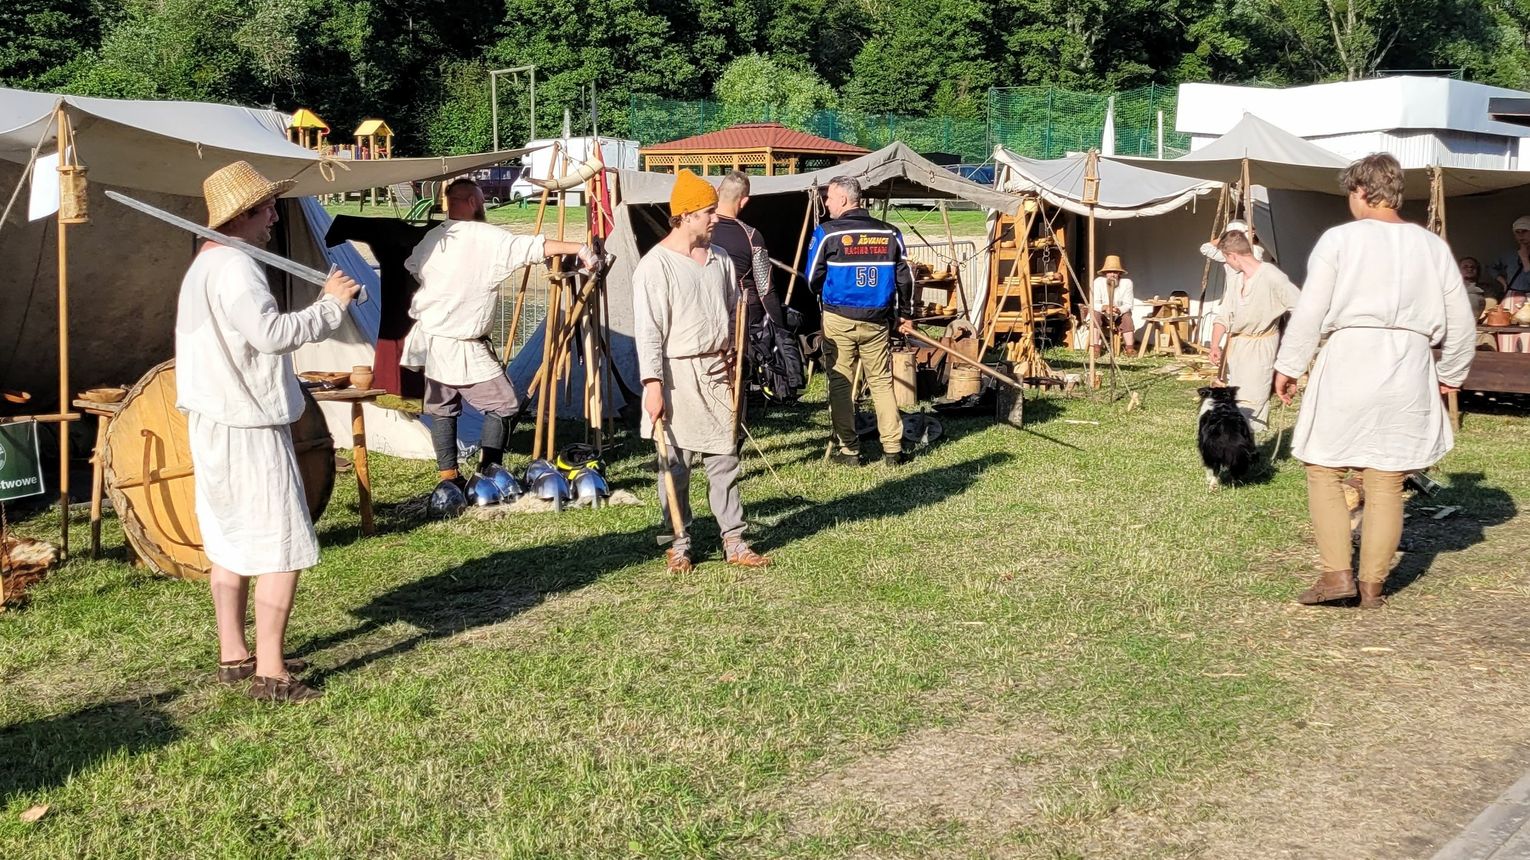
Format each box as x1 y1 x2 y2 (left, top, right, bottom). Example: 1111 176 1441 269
633 170 771 573
402 177 592 487
1206 230 1299 432
1273 154 1475 610
175 161 361 703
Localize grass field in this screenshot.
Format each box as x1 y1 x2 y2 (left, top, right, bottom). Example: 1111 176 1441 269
3 355 1527 858
320 202 991 243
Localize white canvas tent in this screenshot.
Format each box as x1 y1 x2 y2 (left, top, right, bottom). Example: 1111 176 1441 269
505 142 1021 415
991 145 1230 340
1115 112 1352 193
1 87 532 459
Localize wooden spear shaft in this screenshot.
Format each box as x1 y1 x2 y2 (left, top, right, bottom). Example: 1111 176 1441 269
903 328 1023 390
653 416 686 540
730 290 747 445
55 106 72 559
504 142 560 363
783 192 815 307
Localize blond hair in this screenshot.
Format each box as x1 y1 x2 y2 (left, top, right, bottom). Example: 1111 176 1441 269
1218 230 1253 256
1339 153 1405 210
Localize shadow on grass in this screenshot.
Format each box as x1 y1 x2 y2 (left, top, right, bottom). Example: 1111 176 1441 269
305 454 1005 681
0 691 182 803
1388 471 1517 596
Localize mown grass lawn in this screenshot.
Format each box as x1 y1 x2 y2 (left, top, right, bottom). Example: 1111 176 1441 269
2 355 1525 858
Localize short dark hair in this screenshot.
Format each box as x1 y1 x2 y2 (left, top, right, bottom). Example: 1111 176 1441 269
1339 153 1405 209
445 177 479 197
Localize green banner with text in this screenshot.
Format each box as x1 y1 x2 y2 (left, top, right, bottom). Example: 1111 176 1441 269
0 422 46 502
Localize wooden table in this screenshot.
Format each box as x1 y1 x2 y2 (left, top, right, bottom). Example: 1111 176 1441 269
75 386 386 555
72 399 120 558
1442 330 1530 429
311 387 385 536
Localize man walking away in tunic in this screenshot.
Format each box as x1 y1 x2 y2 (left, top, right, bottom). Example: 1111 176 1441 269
1273 153 1475 609
807 177 916 467
403 177 592 487
176 161 361 702
1207 230 1299 432
633 170 771 573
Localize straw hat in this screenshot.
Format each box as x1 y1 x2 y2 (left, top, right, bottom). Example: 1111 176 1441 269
1098 254 1127 275
203 161 295 229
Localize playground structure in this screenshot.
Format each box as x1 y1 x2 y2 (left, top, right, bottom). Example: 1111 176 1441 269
286 110 401 207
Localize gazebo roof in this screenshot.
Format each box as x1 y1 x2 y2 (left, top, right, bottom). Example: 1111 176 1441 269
354 119 393 137
641 122 868 156
288 108 328 131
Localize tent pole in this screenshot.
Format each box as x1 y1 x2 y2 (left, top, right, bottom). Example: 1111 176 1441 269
939 201 969 317
1192 183 1230 346
54 106 73 560
1240 157 1253 229
1427 165 1448 240
545 147 574 460
1083 150 1100 389
783 189 816 307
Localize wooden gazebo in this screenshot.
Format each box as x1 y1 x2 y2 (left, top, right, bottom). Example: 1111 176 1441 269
640 123 867 176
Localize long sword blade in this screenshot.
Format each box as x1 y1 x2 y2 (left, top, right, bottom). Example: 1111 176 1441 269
105 190 328 287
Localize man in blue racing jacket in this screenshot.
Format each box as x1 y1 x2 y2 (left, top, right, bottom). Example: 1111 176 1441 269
806 176 916 467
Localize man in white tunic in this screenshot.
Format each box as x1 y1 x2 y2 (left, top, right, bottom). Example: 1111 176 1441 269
176 161 360 702
633 170 771 573
1206 230 1300 432
1273 154 1475 609
1089 256 1135 355
403 177 591 486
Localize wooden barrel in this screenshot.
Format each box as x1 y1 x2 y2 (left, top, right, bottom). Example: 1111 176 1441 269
102 360 335 581
945 365 983 400
891 348 918 410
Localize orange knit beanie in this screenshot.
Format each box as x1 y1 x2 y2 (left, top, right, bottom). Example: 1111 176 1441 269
669 169 718 217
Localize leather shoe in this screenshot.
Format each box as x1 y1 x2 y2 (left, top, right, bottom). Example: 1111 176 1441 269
724 541 771 568
1296 569 1357 605
665 548 693 574
1358 580 1387 609
830 450 861 467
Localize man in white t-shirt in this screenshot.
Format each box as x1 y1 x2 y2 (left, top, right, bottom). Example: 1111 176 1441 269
403 178 592 486
176 161 360 703
1089 255 1135 356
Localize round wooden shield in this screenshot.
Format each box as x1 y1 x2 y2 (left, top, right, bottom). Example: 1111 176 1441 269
102 360 336 581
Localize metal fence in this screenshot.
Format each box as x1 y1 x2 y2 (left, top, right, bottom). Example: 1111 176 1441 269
906 240 985 313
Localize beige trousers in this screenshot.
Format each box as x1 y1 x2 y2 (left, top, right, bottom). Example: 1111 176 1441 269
823 312 902 456
1305 465 1406 584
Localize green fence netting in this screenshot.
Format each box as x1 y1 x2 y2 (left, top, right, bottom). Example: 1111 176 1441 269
628 84 1193 165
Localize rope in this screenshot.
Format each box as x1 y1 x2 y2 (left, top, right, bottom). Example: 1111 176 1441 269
0 103 62 236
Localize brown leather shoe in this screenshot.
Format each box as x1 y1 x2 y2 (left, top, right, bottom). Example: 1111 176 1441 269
1358 580 1387 609
218 656 309 684
247 674 323 703
1296 569 1358 605
665 548 693 574
724 541 771 568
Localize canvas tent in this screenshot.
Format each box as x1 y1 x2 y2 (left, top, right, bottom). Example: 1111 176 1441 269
1 87 531 459
505 142 1021 414
989 145 1229 341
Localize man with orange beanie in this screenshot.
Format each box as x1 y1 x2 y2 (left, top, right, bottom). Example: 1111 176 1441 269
632 170 771 573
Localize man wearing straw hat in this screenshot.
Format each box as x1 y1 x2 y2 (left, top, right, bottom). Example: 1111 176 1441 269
633 170 771 573
176 161 360 703
402 177 592 488
1090 255 1136 356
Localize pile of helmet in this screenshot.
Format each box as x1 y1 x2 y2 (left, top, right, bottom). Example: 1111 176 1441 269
427 445 611 519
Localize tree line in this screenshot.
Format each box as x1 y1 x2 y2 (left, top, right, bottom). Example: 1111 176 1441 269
4 0 1529 156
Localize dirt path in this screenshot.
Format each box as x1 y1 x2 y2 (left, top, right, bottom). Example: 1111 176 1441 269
1085 506 1530 858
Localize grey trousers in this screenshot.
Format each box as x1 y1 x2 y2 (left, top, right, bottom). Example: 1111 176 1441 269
655 444 745 554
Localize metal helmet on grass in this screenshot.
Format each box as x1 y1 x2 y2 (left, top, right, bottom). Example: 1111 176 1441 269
525 458 559 484
570 466 611 508
466 473 502 507
483 463 524 500
427 479 468 519
531 470 572 513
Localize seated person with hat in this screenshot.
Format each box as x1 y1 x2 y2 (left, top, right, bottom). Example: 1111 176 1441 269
1090 255 1136 356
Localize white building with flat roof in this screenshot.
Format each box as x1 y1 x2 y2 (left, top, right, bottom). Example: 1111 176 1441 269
1176 77 1530 169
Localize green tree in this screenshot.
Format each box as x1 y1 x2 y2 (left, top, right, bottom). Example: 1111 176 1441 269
842 0 996 115
714 53 836 126
0 0 110 90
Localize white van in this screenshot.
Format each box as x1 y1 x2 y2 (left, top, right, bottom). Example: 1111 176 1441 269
509 136 639 206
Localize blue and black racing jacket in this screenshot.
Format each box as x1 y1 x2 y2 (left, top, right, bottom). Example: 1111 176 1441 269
806 208 916 324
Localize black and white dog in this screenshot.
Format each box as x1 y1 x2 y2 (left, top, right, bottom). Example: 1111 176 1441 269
1197 386 1257 490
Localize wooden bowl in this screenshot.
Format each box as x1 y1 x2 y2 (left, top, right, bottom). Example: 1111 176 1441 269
298 371 351 388
79 387 127 404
